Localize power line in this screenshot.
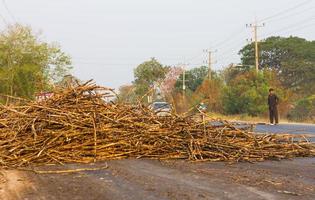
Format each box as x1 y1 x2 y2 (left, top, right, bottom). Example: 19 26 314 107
210 27 246 49
73 61 139 66
176 26 247 69
215 39 247 62
193 1 314 71
211 37 248 68
2 0 16 22
216 39 246 57
261 15 315 38
119 1 315 73
73 60 186 68
216 21 315 70
185 52 204 63
211 27 251 60
260 0 313 22
277 22 315 36
0 13 8 25
216 54 243 70
265 6 315 23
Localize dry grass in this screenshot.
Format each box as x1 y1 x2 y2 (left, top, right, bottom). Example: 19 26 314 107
206 112 315 125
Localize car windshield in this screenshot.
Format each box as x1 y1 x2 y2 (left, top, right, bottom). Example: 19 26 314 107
153 103 170 110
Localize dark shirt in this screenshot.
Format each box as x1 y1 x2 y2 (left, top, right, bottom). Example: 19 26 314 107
268 94 279 108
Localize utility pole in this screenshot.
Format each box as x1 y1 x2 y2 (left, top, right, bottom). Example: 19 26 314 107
246 20 265 73
182 64 186 95
208 51 212 80
182 67 186 91
204 49 216 80
180 63 189 112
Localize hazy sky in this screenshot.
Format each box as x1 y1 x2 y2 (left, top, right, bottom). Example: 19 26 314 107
1 0 315 89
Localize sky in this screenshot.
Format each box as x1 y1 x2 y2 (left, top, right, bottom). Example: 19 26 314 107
1 0 315 89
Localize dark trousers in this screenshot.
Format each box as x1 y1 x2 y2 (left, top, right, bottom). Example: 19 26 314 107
269 107 278 124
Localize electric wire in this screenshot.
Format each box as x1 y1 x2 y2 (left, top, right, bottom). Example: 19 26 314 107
278 22 315 35
259 0 313 22
2 0 16 22
265 6 315 23
261 15 315 38
0 13 8 25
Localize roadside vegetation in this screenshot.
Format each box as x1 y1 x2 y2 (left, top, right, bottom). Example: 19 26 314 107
0 24 72 103
0 23 313 123
119 36 315 123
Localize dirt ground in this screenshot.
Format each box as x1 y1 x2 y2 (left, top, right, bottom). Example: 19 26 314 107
0 158 314 200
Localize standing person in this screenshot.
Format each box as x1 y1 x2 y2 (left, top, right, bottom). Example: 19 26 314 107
268 88 279 125
198 102 207 122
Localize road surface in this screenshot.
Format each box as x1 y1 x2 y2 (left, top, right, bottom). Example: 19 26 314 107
1 158 314 200
254 123 315 142
255 123 315 135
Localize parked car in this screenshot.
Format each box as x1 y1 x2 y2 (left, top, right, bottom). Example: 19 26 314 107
149 102 172 116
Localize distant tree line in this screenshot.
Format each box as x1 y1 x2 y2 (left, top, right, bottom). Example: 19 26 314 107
119 36 315 122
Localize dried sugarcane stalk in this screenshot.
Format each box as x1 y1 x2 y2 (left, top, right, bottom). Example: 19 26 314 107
92 113 97 162
0 81 313 168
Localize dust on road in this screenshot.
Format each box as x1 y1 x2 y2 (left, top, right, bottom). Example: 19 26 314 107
1 158 314 200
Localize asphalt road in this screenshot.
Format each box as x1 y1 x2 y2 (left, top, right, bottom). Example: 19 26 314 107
215 121 315 140
254 123 315 135
1 159 315 200
254 123 315 142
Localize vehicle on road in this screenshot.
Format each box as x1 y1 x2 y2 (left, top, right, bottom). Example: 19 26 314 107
149 101 172 116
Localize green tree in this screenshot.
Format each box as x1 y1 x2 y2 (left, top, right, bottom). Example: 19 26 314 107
287 95 315 122
175 66 209 92
222 64 253 84
221 70 270 116
239 36 315 94
133 58 169 101
0 24 72 100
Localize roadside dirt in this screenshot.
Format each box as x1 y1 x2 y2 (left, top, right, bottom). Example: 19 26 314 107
1 158 314 200
0 170 33 200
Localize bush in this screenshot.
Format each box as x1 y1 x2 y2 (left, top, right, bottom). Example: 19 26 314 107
287 95 315 122
222 70 270 116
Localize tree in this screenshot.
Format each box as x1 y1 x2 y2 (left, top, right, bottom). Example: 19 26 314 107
239 36 315 94
175 66 209 92
133 58 169 102
221 70 270 116
0 24 72 100
287 95 315 122
222 63 253 84
160 66 183 96
117 85 137 103
193 76 224 112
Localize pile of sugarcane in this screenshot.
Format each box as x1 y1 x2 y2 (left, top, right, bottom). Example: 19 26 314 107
0 81 314 167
